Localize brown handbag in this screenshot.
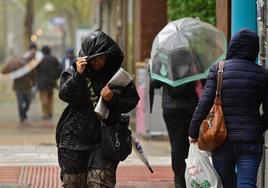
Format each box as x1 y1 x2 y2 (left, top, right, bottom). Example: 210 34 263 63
198 61 227 151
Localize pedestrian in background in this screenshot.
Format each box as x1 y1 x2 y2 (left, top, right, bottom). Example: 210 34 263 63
150 79 199 188
35 46 61 120
56 31 139 188
1 43 37 124
189 29 268 188
61 48 76 71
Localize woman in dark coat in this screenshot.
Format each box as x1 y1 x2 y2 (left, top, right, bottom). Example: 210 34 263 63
189 29 268 188
56 31 139 188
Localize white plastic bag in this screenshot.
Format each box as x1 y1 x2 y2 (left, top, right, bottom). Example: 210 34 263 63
185 144 223 188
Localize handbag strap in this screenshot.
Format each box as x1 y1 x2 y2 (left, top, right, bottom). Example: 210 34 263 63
216 61 225 98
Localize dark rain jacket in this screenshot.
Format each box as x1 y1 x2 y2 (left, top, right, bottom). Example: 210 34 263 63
56 31 140 152
12 58 36 94
13 71 35 94
150 79 199 111
189 29 268 143
36 55 61 91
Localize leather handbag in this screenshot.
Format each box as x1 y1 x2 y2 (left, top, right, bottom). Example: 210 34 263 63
87 79 132 161
198 61 227 151
101 114 132 161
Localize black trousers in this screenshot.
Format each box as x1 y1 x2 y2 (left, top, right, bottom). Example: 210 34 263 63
163 108 192 188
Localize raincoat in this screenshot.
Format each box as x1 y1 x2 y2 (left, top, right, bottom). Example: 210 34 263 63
56 31 139 175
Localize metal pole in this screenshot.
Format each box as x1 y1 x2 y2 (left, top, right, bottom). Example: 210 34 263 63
231 0 257 35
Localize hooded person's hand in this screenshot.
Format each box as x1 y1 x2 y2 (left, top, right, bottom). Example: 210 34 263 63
101 85 113 101
76 56 88 75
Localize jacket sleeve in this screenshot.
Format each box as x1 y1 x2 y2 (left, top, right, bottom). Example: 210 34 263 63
105 82 140 113
188 63 218 138
261 74 268 132
58 67 91 107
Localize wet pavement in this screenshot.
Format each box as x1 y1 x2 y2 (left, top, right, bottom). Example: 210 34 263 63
0 166 174 188
0 143 174 188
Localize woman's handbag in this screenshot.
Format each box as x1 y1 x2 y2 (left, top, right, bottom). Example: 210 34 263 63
101 114 132 161
87 78 132 161
198 61 227 151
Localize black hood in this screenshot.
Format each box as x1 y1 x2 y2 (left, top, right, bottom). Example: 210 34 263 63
77 31 124 77
226 29 259 62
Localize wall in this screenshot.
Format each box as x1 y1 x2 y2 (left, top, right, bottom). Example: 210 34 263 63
134 0 167 62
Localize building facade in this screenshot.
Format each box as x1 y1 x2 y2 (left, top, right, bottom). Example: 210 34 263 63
91 0 167 74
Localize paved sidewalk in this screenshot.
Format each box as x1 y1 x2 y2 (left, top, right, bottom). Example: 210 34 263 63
0 139 173 188
0 165 174 188
0 145 171 167
0 144 174 188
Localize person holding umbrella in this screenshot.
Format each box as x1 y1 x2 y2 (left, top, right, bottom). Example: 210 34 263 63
149 18 226 188
1 43 38 124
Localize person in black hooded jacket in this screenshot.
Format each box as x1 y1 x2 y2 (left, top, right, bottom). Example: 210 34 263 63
189 29 268 188
56 31 139 188
36 46 61 120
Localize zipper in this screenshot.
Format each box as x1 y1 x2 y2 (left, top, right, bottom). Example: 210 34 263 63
115 132 120 147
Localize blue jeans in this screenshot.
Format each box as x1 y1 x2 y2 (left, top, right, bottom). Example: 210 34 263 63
16 91 32 121
212 141 263 188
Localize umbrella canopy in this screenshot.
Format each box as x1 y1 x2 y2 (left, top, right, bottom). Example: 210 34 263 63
150 17 227 87
0 51 43 80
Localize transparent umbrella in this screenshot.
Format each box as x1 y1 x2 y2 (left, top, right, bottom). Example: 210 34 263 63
150 17 227 87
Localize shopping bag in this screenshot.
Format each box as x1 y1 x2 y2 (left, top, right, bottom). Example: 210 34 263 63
185 144 222 188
